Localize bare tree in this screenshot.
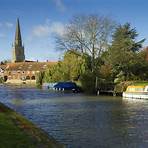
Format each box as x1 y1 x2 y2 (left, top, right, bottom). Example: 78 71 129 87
56 14 115 71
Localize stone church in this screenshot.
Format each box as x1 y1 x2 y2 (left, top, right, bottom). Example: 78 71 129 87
0 19 56 84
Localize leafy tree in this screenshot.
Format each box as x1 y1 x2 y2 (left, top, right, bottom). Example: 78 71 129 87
99 64 113 81
62 50 85 80
127 50 148 80
56 14 115 72
104 23 145 82
43 50 86 83
55 15 115 93
36 71 45 88
43 62 64 82
80 70 97 94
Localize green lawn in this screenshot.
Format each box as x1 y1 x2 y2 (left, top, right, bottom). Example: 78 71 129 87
0 103 64 148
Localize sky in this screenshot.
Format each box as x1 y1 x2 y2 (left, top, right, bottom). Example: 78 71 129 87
0 0 148 62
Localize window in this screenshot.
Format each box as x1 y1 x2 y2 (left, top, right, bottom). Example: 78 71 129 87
26 76 30 80
31 76 35 80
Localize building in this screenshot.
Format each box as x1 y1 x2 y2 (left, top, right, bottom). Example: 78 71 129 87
4 61 55 84
0 19 56 84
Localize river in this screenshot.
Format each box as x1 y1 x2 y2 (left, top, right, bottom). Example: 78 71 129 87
0 85 148 148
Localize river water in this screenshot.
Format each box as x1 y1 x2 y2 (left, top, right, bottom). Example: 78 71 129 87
0 86 148 148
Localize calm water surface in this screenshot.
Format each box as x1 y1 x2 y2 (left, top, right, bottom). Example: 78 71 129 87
0 85 148 148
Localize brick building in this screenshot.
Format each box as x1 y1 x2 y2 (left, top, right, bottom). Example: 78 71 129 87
0 19 56 84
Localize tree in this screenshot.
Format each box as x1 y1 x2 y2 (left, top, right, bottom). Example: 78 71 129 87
36 71 45 88
55 15 115 93
56 14 115 72
43 50 85 83
43 62 64 82
62 50 85 80
104 23 145 82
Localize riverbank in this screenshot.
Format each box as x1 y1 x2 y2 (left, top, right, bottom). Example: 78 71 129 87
3 82 36 88
0 102 64 148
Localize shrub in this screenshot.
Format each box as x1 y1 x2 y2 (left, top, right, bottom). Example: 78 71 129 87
36 72 45 88
114 81 134 94
80 70 96 94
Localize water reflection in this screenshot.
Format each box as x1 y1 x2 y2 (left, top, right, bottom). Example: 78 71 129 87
0 86 148 148
11 98 24 106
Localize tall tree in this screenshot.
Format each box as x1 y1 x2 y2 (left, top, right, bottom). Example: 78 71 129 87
56 15 115 72
105 23 145 81
43 50 85 83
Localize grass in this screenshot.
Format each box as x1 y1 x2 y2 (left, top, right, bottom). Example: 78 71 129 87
0 103 64 148
133 81 148 86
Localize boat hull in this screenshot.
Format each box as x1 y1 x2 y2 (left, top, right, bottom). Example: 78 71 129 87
123 92 148 99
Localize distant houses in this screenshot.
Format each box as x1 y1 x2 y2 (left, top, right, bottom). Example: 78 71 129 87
0 19 56 84
0 62 56 84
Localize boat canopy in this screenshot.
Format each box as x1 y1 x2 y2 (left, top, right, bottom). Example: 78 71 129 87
126 85 145 92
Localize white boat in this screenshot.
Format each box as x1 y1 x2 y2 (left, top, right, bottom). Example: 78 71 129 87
123 85 148 99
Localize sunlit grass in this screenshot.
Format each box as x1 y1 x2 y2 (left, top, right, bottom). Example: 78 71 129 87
0 103 64 148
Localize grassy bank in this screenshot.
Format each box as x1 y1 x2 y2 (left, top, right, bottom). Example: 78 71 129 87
4 83 36 88
133 81 148 86
0 103 64 148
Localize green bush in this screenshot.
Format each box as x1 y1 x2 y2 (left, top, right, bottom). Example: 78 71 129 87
80 70 96 94
36 72 45 88
114 81 134 93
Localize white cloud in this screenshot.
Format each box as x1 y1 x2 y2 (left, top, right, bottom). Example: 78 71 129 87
32 21 65 38
32 25 50 37
5 22 13 28
53 0 66 12
49 22 65 36
0 22 13 28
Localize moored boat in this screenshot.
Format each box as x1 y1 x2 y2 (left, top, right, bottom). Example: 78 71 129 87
123 85 148 99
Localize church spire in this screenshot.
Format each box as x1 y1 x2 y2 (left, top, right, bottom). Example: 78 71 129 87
15 18 22 47
12 18 25 63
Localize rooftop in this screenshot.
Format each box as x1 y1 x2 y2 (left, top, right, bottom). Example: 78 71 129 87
0 61 57 71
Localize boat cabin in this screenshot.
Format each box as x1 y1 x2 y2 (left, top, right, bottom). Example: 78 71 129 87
126 85 148 92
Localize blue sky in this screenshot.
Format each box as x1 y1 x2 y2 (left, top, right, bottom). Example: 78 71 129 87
0 0 148 61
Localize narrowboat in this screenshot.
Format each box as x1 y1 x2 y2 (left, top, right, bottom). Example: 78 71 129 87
123 85 148 99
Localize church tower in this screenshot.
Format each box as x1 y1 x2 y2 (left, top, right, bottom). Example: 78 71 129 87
12 18 25 63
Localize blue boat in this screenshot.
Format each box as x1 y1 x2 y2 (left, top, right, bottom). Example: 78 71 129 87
54 82 81 92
